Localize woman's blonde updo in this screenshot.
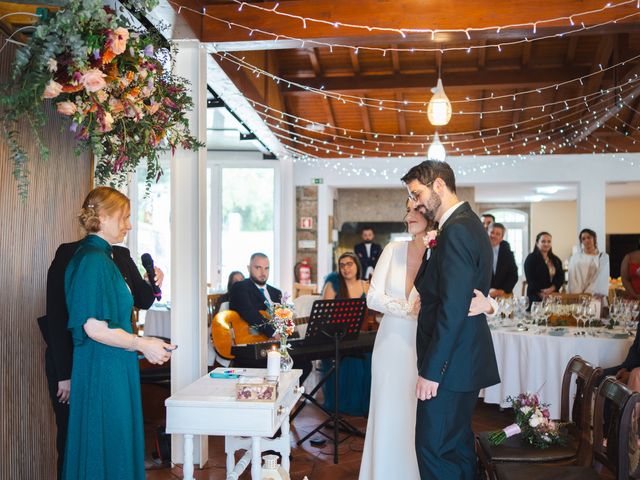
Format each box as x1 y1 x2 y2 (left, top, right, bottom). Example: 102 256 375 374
78 186 130 234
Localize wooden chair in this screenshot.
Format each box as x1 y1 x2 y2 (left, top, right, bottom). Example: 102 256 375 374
206 293 222 327
292 282 317 299
131 307 140 335
494 377 640 480
476 356 603 479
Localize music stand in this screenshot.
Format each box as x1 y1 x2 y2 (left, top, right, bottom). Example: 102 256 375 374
294 298 367 464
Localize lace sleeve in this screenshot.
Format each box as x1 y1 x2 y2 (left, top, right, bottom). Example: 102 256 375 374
366 243 415 320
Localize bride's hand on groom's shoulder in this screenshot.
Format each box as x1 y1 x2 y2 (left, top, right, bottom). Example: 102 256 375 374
468 289 496 316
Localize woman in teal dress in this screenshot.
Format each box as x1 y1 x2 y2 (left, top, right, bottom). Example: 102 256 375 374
321 252 372 416
63 187 174 480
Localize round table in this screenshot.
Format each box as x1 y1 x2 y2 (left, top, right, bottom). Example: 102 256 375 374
143 306 171 338
483 326 634 418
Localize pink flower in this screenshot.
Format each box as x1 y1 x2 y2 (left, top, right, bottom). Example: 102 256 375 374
95 90 108 103
43 80 64 99
423 230 438 249
99 111 114 133
56 101 77 115
108 27 130 55
81 69 107 92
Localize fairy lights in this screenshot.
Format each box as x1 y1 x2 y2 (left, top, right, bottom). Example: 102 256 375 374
228 0 638 40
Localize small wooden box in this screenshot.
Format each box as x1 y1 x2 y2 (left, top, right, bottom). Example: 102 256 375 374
235 379 278 402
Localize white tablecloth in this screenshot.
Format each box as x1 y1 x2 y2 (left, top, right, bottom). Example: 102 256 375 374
483 327 634 418
143 307 171 338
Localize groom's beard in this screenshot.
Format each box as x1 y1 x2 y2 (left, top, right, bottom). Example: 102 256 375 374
421 194 441 222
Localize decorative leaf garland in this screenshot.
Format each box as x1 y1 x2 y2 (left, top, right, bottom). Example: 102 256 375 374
0 0 203 198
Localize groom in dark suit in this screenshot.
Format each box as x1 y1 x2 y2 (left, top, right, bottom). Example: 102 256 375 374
402 161 500 480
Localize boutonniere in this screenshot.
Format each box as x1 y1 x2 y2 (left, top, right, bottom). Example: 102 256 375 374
423 229 439 250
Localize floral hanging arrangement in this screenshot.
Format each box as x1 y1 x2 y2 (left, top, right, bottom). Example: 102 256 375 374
0 0 203 198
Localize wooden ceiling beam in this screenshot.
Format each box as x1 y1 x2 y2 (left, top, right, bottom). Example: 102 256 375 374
201 0 640 51
360 95 373 139
390 44 400 73
349 49 361 75
322 96 337 132
395 93 407 135
477 40 487 70
281 66 593 93
307 48 322 77
521 42 531 68
565 36 578 66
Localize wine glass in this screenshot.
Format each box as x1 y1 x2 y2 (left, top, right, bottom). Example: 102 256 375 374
573 303 586 334
531 301 543 333
585 303 598 336
502 298 515 326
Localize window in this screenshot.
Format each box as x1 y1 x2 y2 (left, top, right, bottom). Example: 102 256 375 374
208 162 278 290
129 160 172 301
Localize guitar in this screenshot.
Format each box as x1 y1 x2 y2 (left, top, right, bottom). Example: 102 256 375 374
211 310 310 360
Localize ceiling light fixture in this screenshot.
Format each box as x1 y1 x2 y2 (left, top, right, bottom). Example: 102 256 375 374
427 78 452 126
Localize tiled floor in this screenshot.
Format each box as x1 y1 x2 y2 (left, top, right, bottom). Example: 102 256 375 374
145 400 513 479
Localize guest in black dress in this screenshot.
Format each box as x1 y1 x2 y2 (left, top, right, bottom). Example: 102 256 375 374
524 231 564 305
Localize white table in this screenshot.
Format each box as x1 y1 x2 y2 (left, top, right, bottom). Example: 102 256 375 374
483 326 633 418
143 306 171 338
165 368 303 480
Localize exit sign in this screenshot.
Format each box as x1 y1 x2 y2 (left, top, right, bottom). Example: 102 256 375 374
312 178 323 184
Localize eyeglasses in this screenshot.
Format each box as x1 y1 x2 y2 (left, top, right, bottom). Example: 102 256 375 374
339 261 356 268
407 180 434 202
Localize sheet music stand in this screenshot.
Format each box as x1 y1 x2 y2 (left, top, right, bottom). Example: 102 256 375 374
294 298 367 464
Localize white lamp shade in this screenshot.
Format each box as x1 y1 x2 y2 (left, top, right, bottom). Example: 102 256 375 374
427 78 452 126
427 133 446 162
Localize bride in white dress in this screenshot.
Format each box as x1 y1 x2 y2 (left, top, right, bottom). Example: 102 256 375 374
360 202 497 479
359 202 429 479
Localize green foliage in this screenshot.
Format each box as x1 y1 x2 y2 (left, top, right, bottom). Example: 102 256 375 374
0 0 202 199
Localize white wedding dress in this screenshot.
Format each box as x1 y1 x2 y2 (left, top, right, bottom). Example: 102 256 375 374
359 241 420 480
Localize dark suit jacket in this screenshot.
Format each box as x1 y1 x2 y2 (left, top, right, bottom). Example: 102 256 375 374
38 241 156 382
620 320 640 371
415 202 500 392
228 279 282 337
491 240 519 294
524 250 564 304
354 242 382 277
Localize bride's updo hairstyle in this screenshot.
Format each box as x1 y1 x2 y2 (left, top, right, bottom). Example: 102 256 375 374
78 186 130 234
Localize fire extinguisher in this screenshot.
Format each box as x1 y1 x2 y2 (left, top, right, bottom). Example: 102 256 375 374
299 259 312 285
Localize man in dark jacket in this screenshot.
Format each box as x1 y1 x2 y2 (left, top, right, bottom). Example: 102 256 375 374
403 160 500 480
38 241 162 479
354 226 382 281
488 223 519 298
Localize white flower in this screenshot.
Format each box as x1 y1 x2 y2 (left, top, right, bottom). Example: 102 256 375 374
47 58 58 72
529 416 541 428
520 406 532 415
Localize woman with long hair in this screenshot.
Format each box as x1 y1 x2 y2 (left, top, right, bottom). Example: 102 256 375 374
321 251 371 416
524 231 564 304
567 228 610 298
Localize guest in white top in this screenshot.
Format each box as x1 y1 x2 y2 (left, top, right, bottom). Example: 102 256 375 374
567 228 610 298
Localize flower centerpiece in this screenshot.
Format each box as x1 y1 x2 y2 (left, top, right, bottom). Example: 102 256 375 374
489 393 567 449
0 0 203 199
261 298 296 372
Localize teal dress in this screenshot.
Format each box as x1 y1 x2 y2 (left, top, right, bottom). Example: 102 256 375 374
321 272 373 416
63 235 144 480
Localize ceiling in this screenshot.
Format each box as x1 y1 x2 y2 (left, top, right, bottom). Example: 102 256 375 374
4 0 640 161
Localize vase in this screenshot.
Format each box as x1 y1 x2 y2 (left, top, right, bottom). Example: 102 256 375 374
279 337 293 372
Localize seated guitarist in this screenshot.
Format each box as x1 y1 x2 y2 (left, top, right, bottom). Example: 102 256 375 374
229 252 312 382
229 252 281 338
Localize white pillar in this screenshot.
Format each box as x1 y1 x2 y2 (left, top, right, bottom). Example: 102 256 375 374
170 39 208 467
278 157 296 294
577 176 606 245
316 185 335 286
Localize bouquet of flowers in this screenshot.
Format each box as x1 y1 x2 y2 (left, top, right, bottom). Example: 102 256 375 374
261 298 296 371
0 0 202 198
488 393 567 449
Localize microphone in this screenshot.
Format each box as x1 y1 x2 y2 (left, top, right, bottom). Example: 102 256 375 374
141 253 162 301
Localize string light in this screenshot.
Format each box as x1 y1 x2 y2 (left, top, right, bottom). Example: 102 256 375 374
212 50 640 110
174 0 640 56
228 0 637 39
